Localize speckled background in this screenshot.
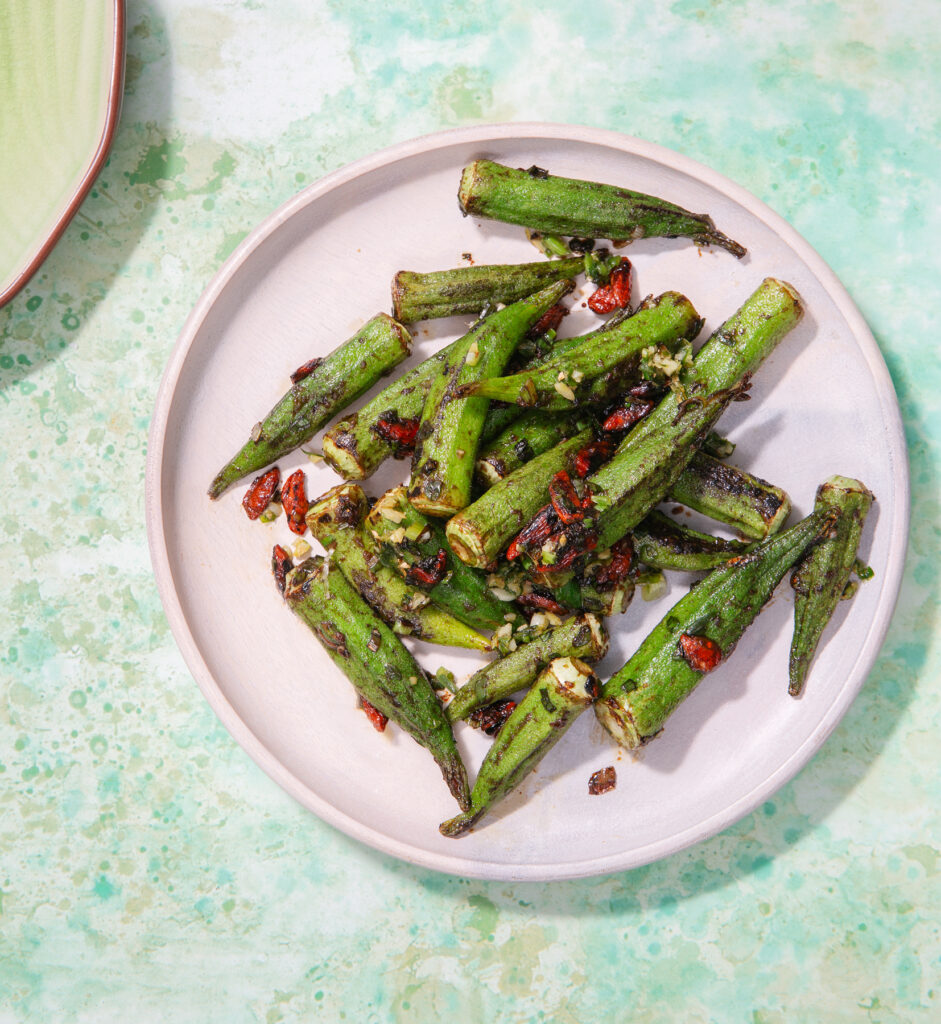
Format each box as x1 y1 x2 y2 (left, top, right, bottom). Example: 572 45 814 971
1 1 938 1021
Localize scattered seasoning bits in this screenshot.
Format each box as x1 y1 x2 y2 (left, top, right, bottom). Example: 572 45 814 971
250 421 263 442
290 357 323 384
291 538 311 559
367 629 382 652
588 766 617 795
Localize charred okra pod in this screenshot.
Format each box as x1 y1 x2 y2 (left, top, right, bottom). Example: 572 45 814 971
631 510 751 572
392 256 584 324
789 476 875 697
440 657 600 837
446 428 593 568
596 509 831 749
306 485 491 651
670 452 791 540
460 292 703 408
285 556 470 810
209 313 411 498
585 278 804 555
365 488 513 632
475 409 592 486
409 281 574 516
446 614 608 722
458 159 746 259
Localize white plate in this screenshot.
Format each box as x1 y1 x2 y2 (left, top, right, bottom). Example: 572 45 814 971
145 124 908 881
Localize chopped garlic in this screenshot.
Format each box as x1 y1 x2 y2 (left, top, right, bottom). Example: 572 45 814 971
571 369 584 383
292 539 311 559
379 506 405 523
466 340 480 366
490 587 517 602
554 381 576 402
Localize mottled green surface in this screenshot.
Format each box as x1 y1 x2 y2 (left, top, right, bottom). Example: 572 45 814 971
1 1 938 1021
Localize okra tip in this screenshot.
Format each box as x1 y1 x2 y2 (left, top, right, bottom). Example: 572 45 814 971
701 224 747 260
439 809 480 838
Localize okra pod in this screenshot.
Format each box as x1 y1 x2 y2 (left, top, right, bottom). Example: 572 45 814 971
306 484 491 651
789 476 874 697
475 409 591 486
409 280 574 517
446 614 608 722
458 159 746 258
460 292 703 408
631 510 751 572
440 657 600 837
392 256 584 324
209 313 411 498
670 452 791 540
446 429 593 568
364 488 512 632
585 278 803 555
285 556 470 810
595 509 831 749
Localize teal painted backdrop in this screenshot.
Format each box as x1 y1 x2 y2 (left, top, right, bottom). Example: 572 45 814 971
1 1 938 1020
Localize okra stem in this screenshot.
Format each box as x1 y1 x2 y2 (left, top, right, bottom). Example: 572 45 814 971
440 657 600 837
392 256 585 324
209 313 411 498
595 509 830 749
458 159 746 258
446 614 608 722
285 556 470 811
409 281 574 517
789 476 874 697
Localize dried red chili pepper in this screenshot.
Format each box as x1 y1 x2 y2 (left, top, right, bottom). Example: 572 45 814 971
548 470 585 525
468 699 517 736
506 505 557 561
374 413 420 456
602 399 654 434
290 357 323 384
361 699 389 732
516 590 568 616
271 544 293 595
573 438 615 477
588 765 617 795
678 633 722 672
587 258 632 314
528 302 568 338
404 548 448 588
593 537 634 591
281 469 309 535
242 467 280 520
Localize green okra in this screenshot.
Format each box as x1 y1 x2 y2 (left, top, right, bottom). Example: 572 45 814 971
392 256 584 324
702 431 736 459
595 509 831 749
440 657 600 837
306 484 491 651
209 313 411 498
475 408 591 486
631 510 752 572
789 475 875 697
459 292 703 408
365 488 513 632
409 280 574 517
581 278 804 559
446 614 608 722
670 452 791 540
458 159 747 259
285 556 470 811
446 428 593 568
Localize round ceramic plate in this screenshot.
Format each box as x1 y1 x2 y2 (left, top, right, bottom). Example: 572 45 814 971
146 124 908 881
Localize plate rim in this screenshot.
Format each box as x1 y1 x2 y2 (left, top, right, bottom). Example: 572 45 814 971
145 122 910 881
0 0 127 309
